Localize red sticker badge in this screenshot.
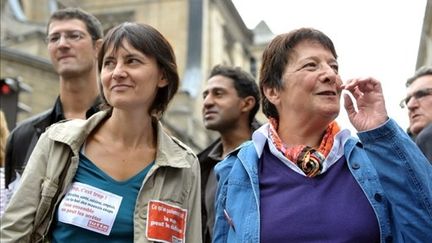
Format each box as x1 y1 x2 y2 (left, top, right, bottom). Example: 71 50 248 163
146 200 187 243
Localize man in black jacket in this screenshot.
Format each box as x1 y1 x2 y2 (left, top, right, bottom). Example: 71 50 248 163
4 8 103 189
199 65 261 242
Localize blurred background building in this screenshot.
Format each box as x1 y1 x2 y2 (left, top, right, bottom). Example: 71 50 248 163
417 0 432 68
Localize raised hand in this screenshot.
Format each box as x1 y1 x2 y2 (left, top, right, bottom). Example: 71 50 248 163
342 77 388 132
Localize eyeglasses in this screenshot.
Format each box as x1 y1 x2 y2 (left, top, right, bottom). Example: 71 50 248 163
399 88 432 108
46 30 87 45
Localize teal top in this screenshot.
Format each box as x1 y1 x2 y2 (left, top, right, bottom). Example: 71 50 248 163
52 152 153 242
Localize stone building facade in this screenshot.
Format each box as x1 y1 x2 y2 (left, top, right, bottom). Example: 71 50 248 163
416 0 432 68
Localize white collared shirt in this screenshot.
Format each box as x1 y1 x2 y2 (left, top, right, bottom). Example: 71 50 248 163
252 123 352 176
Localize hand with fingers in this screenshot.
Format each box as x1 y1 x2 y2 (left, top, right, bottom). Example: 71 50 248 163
342 77 388 131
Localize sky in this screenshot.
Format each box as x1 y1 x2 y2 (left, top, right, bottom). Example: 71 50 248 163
232 0 427 133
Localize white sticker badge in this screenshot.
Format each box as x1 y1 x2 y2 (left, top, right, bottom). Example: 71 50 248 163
57 182 123 235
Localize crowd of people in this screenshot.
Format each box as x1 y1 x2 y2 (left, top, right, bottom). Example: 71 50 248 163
1 7 431 243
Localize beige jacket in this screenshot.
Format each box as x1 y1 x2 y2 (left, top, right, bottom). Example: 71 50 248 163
0 110 202 243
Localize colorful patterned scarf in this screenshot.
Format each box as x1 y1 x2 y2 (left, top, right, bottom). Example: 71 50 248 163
268 118 340 177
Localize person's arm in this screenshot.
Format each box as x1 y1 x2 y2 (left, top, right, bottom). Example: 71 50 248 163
0 131 51 242
343 77 432 239
4 121 38 188
358 118 432 241
4 129 17 188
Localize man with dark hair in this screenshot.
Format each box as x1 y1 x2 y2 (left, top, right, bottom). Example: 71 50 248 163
4 8 103 189
199 65 260 242
401 65 432 162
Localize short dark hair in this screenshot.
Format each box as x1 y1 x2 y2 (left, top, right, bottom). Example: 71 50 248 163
47 8 103 41
259 27 337 119
209 65 260 125
98 22 179 116
406 66 432 87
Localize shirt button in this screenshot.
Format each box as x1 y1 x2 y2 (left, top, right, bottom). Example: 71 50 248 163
351 163 360 170
374 193 383 202
385 235 393 242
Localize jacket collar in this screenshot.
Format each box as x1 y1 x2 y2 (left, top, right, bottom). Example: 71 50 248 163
32 96 101 131
154 121 193 168
47 110 192 169
235 141 259 177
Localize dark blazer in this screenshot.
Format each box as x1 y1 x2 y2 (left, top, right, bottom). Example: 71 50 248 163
4 97 100 187
416 123 432 163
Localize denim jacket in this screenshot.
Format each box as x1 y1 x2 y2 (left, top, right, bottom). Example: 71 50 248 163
213 119 432 243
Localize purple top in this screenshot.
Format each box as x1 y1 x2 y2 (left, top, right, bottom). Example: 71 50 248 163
259 144 380 242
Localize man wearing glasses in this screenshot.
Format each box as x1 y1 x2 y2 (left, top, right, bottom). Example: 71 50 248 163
400 66 432 162
4 8 103 191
